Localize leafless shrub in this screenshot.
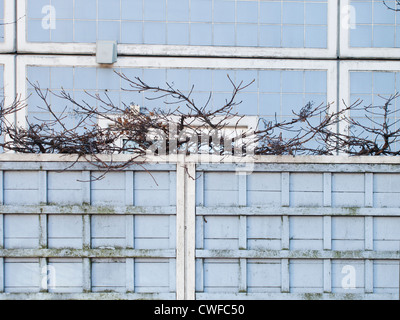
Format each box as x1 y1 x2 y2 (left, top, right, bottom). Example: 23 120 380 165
0 72 399 173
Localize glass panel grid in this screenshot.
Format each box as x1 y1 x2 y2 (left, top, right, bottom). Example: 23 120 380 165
26 0 328 49
350 0 400 48
26 66 327 124
350 70 400 151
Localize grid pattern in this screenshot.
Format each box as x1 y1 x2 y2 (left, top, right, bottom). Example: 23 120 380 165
1 168 177 295
25 0 328 48
350 0 400 48
350 71 400 150
194 168 400 297
26 66 327 127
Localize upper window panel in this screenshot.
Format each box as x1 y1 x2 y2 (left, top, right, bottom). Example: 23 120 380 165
341 0 400 57
19 0 337 58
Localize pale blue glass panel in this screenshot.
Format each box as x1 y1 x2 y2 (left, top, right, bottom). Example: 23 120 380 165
190 70 212 92
167 0 189 22
282 94 304 115
373 0 395 24
282 26 304 47
98 0 121 20
121 22 143 44
98 21 121 42
305 26 327 48
236 24 258 47
27 20 50 42
373 72 396 95
373 25 395 48
190 0 213 22
97 68 121 90
213 24 235 46
190 24 212 46
74 21 97 43
305 71 326 94
282 71 304 93
121 0 142 21
259 93 281 116
350 25 372 47
213 0 235 23
51 20 74 43
259 25 281 47
260 1 281 24
144 0 166 21
142 69 167 87
282 2 304 24
213 70 236 92
28 0 50 19
74 0 97 20
52 0 73 19
166 69 190 92
167 23 189 45
143 22 166 44
259 70 281 93
27 67 51 89
237 1 258 24
50 67 74 89
236 70 258 92
305 3 327 25
74 68 97 90
237 93 259 115
351 2 372 24
350 72 373 94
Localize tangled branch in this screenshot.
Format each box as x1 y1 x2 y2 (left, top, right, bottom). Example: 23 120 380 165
0 71 399 173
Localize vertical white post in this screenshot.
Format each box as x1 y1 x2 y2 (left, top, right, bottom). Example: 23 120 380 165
176 161 185 300
185 162 196 300
82 210 91 293
176 159 196 300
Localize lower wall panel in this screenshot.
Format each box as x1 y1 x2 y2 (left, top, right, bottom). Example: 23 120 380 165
0 160 400 300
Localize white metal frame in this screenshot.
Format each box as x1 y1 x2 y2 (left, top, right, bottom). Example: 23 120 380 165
16 0 338 59
340 0 400 58
0 0 16 52
339 60 400 135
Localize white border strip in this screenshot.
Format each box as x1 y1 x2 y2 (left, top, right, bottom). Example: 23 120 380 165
0 0 16 53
